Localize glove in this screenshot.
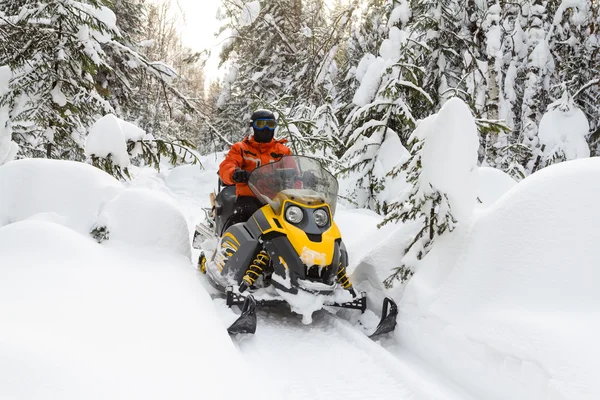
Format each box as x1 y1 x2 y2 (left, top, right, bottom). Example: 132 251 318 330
232 169 251 183
302 171 318 187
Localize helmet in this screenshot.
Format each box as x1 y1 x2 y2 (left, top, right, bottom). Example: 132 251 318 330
249 109 277 143
250 109 275 122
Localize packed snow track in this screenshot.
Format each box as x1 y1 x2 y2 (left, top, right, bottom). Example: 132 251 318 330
208 294 468 400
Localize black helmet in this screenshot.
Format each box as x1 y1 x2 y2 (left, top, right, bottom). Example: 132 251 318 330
249 109 275 123
249 109 277 143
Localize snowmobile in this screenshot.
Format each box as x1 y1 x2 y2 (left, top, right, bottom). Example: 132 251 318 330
194 155 397 336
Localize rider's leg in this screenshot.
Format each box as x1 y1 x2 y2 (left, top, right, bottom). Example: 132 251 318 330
222 196 262 232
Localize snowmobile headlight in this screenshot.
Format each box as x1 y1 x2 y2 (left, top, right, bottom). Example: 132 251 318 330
285 206 304 224
313 209 329 227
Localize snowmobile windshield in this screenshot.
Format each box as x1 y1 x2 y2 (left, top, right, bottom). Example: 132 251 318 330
248 156 339 215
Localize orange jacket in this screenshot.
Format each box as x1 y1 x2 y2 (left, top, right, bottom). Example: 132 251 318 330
219 136 292 197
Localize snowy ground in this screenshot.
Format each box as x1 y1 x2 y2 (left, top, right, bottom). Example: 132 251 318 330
2 154 597 399
160 153 471 400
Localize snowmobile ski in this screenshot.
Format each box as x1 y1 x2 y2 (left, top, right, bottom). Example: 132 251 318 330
224 287 397 337
226 291 257 335
369 297 398 337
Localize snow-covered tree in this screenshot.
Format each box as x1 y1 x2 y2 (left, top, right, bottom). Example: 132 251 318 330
0 0 121 159
0 66 17 165
215 0 355 151
334 0 391 127
126 0 207 146
381 98 479 287
551 0 600 154
338 0 432 212
85 113 200 180
0 0 203 173
537 89 590 168
476 0 598 176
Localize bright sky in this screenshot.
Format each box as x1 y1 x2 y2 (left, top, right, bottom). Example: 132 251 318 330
175 0 225 85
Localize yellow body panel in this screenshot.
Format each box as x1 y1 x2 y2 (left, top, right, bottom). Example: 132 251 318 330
258 200 341 267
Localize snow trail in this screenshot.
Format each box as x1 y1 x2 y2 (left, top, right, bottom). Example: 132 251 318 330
165 157 473 400
208 297 472 400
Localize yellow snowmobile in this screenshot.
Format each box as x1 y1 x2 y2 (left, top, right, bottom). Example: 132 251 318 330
196 155 397 336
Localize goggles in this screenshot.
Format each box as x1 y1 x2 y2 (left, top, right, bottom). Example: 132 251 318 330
252 118 277 130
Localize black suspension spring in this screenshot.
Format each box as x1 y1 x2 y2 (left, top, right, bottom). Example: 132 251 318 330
242 250 270 287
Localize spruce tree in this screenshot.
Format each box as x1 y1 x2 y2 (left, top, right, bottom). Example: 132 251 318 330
0 0 120 159
379 114 457 287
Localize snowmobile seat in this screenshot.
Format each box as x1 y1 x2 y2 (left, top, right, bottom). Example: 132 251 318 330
215 184 237 236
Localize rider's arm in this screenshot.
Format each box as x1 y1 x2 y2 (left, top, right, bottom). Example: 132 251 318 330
219 143 244 185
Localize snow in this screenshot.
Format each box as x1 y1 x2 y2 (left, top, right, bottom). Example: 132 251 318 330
538 92 590 162
149 61 178 83
397 158 600 400
529 39 555 73
420 98 479 222
0 158 123 234
71 2 119 37
119 118 146 157
96 188 191 259
4 135 599 399
300 26 312 38
239 1 260 26
0 66 18 165
476 166 517 206
0 220 260 400
380 27 407 61
230 302 452 400
354 53 376 83
339 208 420 304
299 246 327 267
339 128 410 210
376 131 410 204
50 83 67 107
85 114 139 168
388 1 411 27
353 57 386 106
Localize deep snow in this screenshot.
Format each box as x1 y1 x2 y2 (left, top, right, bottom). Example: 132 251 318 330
398 158 600 400
1 151 597 400
0 220 263 400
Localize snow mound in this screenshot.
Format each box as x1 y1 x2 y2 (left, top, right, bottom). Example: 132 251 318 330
85 114 145 168
0 220 261 400
476 166 517 206
0 159 123 233
398 157 600 400
97 188 191 259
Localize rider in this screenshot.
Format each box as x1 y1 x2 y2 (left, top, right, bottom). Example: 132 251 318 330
218 109 292 229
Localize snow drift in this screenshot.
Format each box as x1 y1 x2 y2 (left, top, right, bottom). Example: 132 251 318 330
0 220 262 400
476 166 517 206
0 159 192 257
397 157 600 400
0 159 123 233
96 188 191 258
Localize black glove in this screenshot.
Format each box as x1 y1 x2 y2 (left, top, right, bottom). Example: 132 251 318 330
232 169 250 183
302 171 318 186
